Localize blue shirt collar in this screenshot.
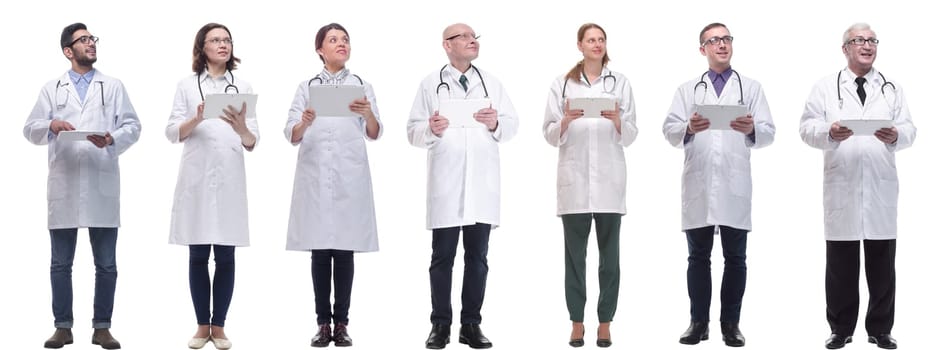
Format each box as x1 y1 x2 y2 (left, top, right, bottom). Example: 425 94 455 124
707 67 732 84
68 69 96 85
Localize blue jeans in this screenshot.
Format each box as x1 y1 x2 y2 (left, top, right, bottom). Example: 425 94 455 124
50 227 118 329
189 245 235 327
430 223 491 326
686 225 747 323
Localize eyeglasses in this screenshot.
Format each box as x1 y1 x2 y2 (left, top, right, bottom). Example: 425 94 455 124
205 38 233 46
69 35 98 47
702 36 733 46
445 33 480 42
845 37 879 46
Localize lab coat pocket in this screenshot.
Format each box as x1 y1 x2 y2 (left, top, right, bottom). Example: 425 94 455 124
47 175 67 200
875 179 899 207
823 181 847 210
557 161 576 187
682 170 705 206
98 169 120 197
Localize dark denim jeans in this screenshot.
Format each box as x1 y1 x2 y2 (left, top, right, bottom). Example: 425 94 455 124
50 227 118 329
686 225 747 323
189 244 235 327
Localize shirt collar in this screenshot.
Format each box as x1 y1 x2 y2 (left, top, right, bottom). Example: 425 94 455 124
317 67 350 85
580 66 611 86
707 67 732 84
68 69 96 85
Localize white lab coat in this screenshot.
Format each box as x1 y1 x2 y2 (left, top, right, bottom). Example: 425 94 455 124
165 72 258 246
407 64 519 230
284 70 381 252
799 67 915 241
24 70 141 230
543 68 638 215
662 70 775 231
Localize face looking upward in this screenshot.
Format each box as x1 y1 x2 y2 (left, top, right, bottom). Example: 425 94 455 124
578 27 606 62
317 29 351 68
699 26 733 71
443 23 480 63
203 27 232 67
65 29 97 67
843 28 878 74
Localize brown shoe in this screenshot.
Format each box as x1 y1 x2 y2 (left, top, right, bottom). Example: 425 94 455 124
91 328 121 349
333 323 353 347
44 328 73 349
311 324 332 347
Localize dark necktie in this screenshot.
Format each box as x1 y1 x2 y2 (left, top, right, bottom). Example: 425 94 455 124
855 77 867 105
459 74 468 92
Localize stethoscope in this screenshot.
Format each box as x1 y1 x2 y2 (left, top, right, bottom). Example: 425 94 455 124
196 70 238 101
836 70 896 109
694 70 744 105
436 64 489 97
308 72 363 86
55 79 104 109
561 69 616 98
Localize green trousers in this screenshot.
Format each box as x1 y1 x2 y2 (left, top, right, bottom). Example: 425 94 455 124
562 213 621 323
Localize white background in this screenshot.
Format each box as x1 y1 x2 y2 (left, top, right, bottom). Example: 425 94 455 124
1 1 935 349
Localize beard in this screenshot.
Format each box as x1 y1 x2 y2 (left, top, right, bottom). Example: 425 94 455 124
75 52 97 67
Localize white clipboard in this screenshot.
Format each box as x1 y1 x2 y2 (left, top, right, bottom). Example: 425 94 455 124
204 94 257 119
568 98 616 118
840 119 894 135
58 130 106 142
308 85 365 117
695 104 748 130
439 98 491 128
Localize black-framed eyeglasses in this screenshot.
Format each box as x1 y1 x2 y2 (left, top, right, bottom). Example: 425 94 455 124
845 37 879 46
445 33 480 41
205 38 233 46
702 36 733 46
69 35 98 47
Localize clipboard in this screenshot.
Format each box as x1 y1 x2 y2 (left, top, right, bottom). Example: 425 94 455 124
204 93 258 119
58 130 106 142
568 98 616 118
840 119 894 135
439 98 491 128
308 85 365 117
695 104 748 130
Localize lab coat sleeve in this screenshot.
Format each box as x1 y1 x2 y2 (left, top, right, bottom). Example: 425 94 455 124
362 82 383 141
490 80 518 143
406 82 440 149
106 80 141 157
23 85 54 145
243 82 260 148
616 79 638 147
663 86 692 148
165 80 189 144
542 78 567 147
746 82 774 149
284 82 307 146
799 81 840 150
887 83 915 152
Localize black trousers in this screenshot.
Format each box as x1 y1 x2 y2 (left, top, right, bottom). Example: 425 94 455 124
312 249 354 325
686 225 748 323
430 223 491 326
826 240 896 336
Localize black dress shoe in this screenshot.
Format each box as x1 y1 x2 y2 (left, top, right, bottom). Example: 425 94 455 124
426 324 450 349
596 338 612 348
311 324 331 348
569 328 584 347
868 334 897 349
825 334 852 349
720 322 745 347
44 328 73 349
91 328 121 349
459 324 493 349
333 323 352 347
679 321 709 345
